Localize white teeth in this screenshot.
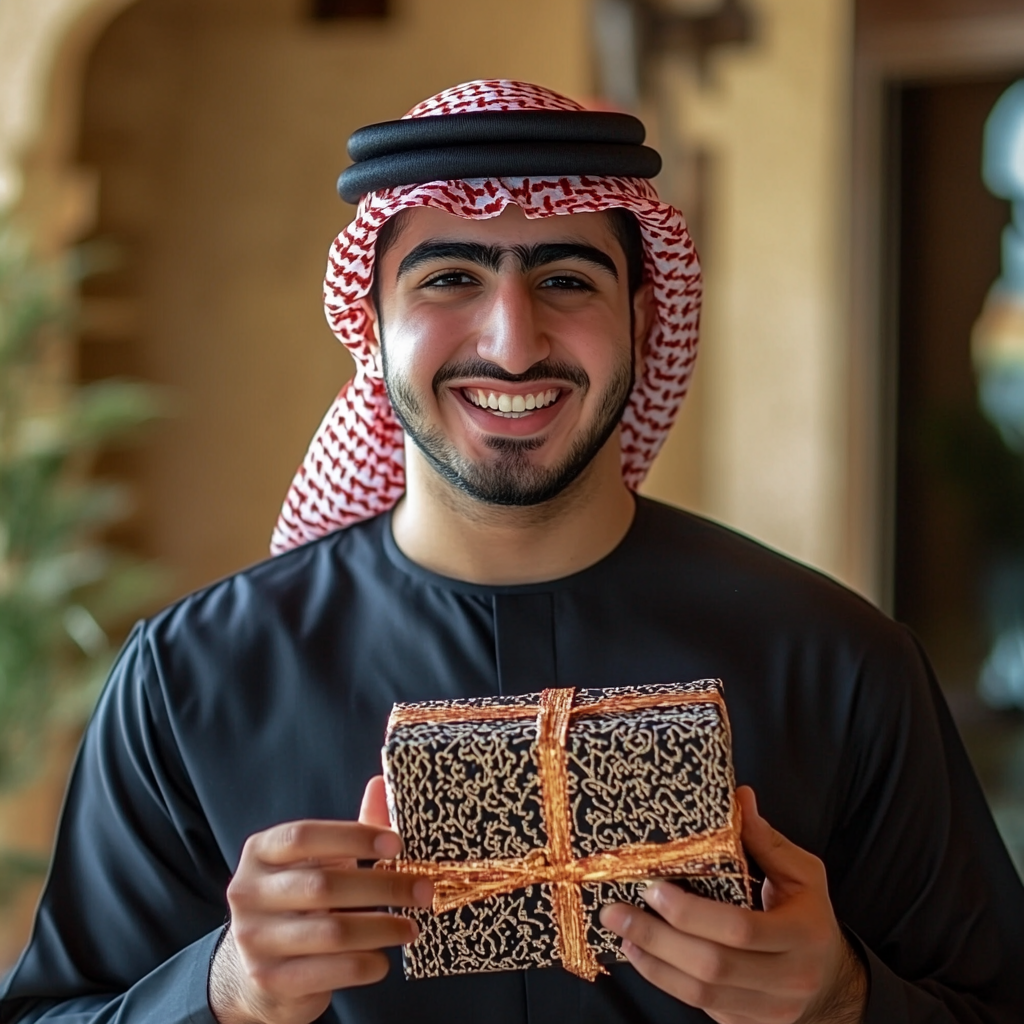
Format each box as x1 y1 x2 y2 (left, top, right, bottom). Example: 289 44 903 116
464 387 562 413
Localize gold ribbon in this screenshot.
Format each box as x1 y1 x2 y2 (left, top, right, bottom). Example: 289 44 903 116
383 686 748 982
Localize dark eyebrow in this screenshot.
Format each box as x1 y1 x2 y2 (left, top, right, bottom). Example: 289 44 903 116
395 239 619 282
397 241 504 279
513 243 618 280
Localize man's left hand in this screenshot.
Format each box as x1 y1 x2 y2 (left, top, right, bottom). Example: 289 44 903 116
599 787 867 1024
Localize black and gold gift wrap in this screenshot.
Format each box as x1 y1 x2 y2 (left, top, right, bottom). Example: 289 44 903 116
379 680 752 982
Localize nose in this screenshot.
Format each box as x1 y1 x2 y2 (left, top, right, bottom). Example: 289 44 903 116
474 277 551 375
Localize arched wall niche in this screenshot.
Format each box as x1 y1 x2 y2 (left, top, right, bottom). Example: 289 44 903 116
0 0 141 249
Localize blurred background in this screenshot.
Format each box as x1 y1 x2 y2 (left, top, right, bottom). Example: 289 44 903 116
2 0 1024 967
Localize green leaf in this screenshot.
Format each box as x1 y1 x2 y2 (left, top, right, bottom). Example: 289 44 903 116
70 379 168 446
78 556 170 626
0 218 167 795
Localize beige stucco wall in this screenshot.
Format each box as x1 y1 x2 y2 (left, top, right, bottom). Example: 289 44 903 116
0 0 94 208
643 0 854 585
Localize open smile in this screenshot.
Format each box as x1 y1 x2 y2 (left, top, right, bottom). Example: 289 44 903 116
461 386 565 420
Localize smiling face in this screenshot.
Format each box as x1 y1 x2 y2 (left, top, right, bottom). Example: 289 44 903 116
364 204 653 509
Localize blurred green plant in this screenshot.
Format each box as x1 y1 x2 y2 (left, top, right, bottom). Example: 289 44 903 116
0 219 166 902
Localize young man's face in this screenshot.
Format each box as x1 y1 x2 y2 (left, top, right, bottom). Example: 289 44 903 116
365 204 652 507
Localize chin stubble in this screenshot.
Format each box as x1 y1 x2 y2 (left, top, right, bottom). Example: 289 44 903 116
382 345 635 509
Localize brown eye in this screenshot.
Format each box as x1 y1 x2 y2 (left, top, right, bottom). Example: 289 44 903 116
422 271 478 288
540 275 594 291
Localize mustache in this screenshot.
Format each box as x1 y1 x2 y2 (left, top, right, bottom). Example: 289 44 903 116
433 359 590 394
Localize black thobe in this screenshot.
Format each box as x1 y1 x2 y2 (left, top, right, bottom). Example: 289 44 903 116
2 498 1023 1023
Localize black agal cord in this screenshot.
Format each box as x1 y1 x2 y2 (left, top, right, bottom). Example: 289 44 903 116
338 111 662 203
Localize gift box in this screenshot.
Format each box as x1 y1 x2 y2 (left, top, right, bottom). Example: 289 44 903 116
380 679 751 982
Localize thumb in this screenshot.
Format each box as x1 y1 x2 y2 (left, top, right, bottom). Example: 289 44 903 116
737 786 822 902
358 775 393 829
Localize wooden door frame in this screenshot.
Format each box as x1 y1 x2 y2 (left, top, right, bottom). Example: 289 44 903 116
848 13 1024 610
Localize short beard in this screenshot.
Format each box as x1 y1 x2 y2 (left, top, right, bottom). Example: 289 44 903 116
382 350 635 509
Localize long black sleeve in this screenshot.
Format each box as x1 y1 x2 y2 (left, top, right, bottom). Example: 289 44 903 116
804 625 1024 1024
0 624 229 1024
864 663 1024 1024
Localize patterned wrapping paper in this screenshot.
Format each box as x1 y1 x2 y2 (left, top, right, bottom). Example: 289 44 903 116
380 680 752 982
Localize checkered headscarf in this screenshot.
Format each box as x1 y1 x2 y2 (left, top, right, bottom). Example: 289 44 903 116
271 80 701 554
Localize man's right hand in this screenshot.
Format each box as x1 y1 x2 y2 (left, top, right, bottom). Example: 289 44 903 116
209 776 432 1024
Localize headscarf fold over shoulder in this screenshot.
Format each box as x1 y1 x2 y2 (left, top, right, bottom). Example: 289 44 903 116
271 80 702 555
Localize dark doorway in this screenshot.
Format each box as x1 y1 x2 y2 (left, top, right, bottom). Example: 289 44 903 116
892 72 1024 850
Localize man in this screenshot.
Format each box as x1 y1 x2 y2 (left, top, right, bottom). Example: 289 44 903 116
2 80 1023 1024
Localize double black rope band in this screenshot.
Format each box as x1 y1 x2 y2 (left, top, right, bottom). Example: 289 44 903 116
347 111 647 161
338 111 661 203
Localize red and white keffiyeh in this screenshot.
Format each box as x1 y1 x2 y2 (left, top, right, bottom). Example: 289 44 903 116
271 80 701 555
